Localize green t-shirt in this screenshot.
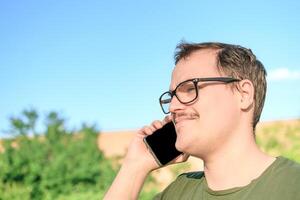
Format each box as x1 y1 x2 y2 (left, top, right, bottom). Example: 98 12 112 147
153 157 300 200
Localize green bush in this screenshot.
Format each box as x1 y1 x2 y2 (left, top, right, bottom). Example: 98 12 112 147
0 109 117 199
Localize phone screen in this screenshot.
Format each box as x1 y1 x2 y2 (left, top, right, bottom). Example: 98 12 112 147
143 122 182 166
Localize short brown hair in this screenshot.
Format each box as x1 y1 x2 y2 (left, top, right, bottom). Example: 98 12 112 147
174 42 267 131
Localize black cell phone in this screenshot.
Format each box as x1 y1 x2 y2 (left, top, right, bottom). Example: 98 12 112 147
143 122 183 166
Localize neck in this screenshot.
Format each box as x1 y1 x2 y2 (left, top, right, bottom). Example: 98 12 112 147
202 126 275 191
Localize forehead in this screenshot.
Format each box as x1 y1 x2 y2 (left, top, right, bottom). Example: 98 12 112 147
170 49 221 90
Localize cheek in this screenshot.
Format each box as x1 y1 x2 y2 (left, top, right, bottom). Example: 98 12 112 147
197 89 239 130
174 118 204 149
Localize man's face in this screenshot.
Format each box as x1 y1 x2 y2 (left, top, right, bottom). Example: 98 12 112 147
169 49 241 157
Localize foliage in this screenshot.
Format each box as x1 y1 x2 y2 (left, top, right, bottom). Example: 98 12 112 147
0 109 118 199
8 108 38 136
256 120 300 162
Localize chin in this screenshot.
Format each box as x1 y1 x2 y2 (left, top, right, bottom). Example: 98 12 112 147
175 131 203 155
175 137 188 152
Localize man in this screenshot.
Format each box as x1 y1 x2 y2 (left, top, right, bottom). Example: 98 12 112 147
104 42 300 199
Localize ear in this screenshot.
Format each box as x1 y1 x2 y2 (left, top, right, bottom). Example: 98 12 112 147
237 79 254 111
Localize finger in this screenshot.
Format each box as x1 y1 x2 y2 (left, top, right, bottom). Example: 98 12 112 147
151 120 163 129
137 126 153 136
162 115 172 126
143 126 155 135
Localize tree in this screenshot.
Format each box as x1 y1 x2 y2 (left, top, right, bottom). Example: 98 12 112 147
8 108 38 136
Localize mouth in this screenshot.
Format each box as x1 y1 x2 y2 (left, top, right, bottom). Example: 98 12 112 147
174 118 190 125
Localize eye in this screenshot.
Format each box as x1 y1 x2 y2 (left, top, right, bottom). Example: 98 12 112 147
186 86 195 93
177 80 195 94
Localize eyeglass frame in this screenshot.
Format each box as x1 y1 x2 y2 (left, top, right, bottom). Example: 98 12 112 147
159 77 241 114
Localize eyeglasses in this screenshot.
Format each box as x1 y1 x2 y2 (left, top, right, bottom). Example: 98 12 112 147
159 77 241 114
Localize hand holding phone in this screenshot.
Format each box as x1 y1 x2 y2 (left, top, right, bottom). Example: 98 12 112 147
143 122 183 166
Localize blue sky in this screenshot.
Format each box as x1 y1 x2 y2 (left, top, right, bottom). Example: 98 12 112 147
1 0 300 135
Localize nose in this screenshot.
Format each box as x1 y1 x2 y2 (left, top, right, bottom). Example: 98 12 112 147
169 95 185 113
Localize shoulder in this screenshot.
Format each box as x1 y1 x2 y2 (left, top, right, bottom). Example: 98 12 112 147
153 171 204 200
273 156 300 177
180 171 205 179
267 157 300 196
167 170 205 189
